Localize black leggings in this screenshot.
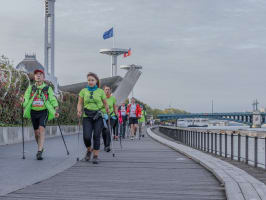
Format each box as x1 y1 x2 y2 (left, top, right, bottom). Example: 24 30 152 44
83 117 103 150
113 118 118 137
102 118 116 147
120 116 127 138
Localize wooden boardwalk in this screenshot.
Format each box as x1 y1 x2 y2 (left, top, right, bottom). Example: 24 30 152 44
0 129 226 200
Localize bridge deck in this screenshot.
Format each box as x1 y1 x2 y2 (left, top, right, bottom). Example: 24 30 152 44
0 128 226 200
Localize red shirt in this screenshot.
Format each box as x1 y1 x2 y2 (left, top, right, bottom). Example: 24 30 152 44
126 104 142 118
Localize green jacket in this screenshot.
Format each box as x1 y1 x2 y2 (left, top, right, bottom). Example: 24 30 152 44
139 110 146 123
23 83 58 121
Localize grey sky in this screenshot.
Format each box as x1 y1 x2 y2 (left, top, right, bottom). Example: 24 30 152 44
1 0 266 113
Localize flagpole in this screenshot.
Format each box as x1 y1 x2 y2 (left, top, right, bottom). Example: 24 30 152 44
113 26 115 48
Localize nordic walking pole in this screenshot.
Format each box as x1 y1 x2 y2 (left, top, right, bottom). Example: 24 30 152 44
119 122 122 150
139 124 141 140
21 105 25 159
57 119 70 155
76 118 81 161
108 115 115 157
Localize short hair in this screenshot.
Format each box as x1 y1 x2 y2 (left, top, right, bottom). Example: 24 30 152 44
103 85 112 90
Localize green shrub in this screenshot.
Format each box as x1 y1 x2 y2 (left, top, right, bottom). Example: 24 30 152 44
0 55 78 127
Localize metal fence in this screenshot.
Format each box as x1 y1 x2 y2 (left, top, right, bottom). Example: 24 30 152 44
159 126 266 169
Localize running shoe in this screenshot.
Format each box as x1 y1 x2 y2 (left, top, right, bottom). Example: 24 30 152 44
84 150 91 161
104 146 111 152
92 155 99 164
36 149 43 160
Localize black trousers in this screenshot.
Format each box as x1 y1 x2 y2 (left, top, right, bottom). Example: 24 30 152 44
83 117 103 150
102 118 116 147
113 118 118 137
120 116 127 138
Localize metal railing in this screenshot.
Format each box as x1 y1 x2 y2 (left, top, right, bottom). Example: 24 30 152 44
159 126 266 169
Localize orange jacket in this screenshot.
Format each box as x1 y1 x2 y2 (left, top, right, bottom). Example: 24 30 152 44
127 104 142 118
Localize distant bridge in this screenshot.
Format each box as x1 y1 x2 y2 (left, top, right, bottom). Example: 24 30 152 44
158 112 266 128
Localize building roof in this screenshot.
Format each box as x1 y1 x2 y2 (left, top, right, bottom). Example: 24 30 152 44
59 76 123 94
16 54 45 73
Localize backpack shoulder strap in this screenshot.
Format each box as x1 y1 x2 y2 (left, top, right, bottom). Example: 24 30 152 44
31 85 37 93
42 86 49 94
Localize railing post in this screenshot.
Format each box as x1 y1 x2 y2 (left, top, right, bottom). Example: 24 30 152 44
195 131 197 148
187 131 190 146
194 131 196 148
193 131 195 147
198 132 200 149
185 130 187 145
211 133 213 154
225 134 228 158
192 131 194 147
215 132 217 155
207 132 210 152
201 132 203 150
195 131 198 149
220 133 222 156
181 130 185 143
185 130 187 144
191 131 193 147
183 130 185 143
187 131 189 145
190 131 192 147
231 134 234 160
182 130 184 144
245 136 249 164
254 137 258 168
204 132 206 151
186 131 188 145
238 134 241 162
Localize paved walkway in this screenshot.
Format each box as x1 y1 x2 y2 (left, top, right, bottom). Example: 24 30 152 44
0 134 78 196
0 128 226 200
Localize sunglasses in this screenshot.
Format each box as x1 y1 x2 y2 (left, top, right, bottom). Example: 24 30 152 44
90 91 94 99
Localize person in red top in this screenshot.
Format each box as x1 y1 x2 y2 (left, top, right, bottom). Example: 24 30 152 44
118 102 128 138
126 97 142 140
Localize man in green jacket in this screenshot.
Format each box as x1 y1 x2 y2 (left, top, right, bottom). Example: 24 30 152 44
22 69 59 160
138 106 146 137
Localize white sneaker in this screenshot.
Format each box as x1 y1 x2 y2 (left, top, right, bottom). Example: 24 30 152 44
130 136 134 140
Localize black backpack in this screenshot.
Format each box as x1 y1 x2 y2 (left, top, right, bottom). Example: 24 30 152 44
31 85 50 99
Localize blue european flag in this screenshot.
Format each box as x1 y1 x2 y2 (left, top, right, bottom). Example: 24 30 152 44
103 28 113 40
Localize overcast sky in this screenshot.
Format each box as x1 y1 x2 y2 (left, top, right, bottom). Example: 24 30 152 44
1 0 266 113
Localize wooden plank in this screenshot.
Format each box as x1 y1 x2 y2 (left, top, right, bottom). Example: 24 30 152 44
0 127 226 200
149 127 266 200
